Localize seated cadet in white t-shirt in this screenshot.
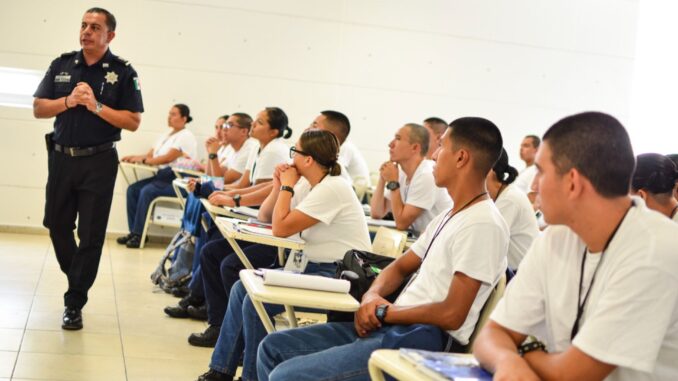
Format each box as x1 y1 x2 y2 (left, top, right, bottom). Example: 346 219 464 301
203 113 259 185
474 112 678 381
194 129 372 381
631 153 678 223
486 148 539 273
118 103 198 248
370 123 452 236
311 110 371 187
423 117 448 161
257 117 509 381
189 107 291 209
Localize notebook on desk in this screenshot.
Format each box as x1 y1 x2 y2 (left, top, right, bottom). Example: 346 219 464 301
399 348 492 381
227 206 260 219
215 217 304 244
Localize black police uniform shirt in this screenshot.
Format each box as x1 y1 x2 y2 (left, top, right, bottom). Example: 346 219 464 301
34 49 144 147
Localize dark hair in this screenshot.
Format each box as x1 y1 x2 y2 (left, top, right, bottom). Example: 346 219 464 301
543 111 634 198
219 114 229 121
667 154 678 170
492 148 519 185
265 107 292 139
631 153 678 195
405 123 430 157
299 129 342 176
320 110 351 144
447 117 503 174
231 112 253 131
423 117 448 134
173 103 192 123
86 7 116 32
525 135 541 149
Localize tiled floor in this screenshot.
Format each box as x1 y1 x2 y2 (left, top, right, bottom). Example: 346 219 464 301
0 232 213 381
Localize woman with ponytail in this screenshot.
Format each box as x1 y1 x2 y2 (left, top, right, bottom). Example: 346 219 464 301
632 153 678 222
196 129 371 381
222 107 292 190
486 148 538 272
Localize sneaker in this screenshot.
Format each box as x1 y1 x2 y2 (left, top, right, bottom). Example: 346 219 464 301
196 369 233 381
188 325 220 347
62 307 83 330
187 304 207 321
116 233 133 245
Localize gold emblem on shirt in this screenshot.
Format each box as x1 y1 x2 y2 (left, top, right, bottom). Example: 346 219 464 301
105 71 118 85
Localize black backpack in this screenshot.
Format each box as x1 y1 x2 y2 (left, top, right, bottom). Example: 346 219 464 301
327 249 410 322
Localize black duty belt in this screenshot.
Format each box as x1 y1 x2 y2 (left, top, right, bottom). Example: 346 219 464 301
54 142 116 157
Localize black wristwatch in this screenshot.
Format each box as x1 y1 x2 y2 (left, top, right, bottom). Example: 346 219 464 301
208 153 218 160
386 181 400 191
233 194 241 208
518 341 547 356
280 185 295 196
375 304 389 324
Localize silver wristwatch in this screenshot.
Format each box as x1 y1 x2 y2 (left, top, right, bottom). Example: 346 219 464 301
94 101 103 114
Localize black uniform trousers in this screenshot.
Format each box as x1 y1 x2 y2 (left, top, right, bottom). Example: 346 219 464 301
44 147 118 309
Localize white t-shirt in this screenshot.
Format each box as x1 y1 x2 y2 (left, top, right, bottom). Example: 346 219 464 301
289 176 372 263
245 138 289 183
397 200 509 344
491 200 678 381
217 145 230 166
152 128 198 167
339 141 371 186
223 138 259 174
385 160 453 236
495 185 539 270
514 165 537 193
672 210 678 223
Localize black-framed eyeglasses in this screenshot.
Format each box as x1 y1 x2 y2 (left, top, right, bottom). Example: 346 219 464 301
289 146 310 159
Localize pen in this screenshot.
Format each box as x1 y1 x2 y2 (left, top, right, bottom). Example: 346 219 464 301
100 82 104 95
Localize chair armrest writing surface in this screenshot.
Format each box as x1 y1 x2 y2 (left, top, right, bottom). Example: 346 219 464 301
240 270 359 312
214 217 305 251
172 178 189 208
368 350 436 381
119 161 159 185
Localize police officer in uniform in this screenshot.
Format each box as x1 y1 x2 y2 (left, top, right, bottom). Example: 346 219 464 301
33 8 143 330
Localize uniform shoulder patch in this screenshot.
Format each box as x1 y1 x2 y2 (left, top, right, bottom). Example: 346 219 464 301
60 51 77 58
113 55 131 66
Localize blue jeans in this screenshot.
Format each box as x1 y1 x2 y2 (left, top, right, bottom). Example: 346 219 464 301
257 322 453 381
201 240 278 326
209 262 336 381
125 177 176 234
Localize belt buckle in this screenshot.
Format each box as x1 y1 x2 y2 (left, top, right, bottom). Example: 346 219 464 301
69 147 77 156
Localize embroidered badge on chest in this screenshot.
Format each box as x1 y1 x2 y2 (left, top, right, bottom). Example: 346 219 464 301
105 71 118 85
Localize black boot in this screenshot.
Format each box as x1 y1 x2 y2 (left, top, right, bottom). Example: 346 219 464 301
116 233 134 245
188 325 220 347
196 369 233 381
125 233 142 248
187 304 208 321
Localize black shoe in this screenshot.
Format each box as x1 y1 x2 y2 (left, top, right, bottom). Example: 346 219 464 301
164 304 189 318
116 233 133 245
196 369 233 381
187 304 207 321
62 307 83 330
170 285 190 297
125 234 142 248
188 325 220 347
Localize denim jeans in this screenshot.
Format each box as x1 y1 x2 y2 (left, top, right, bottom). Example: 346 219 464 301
125 177 176 234
201 240 278 326
257 322 453 381
209 262 337 381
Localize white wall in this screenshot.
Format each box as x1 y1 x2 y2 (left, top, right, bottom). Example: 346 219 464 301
0 0 639 233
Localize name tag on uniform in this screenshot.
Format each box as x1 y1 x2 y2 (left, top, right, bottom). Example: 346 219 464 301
55 74 71 83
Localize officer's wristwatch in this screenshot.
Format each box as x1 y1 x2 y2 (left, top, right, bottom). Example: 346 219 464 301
208 153 218 160
233 194 241 208
375 304 389 324
94 101 103 114
386 181 400 191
